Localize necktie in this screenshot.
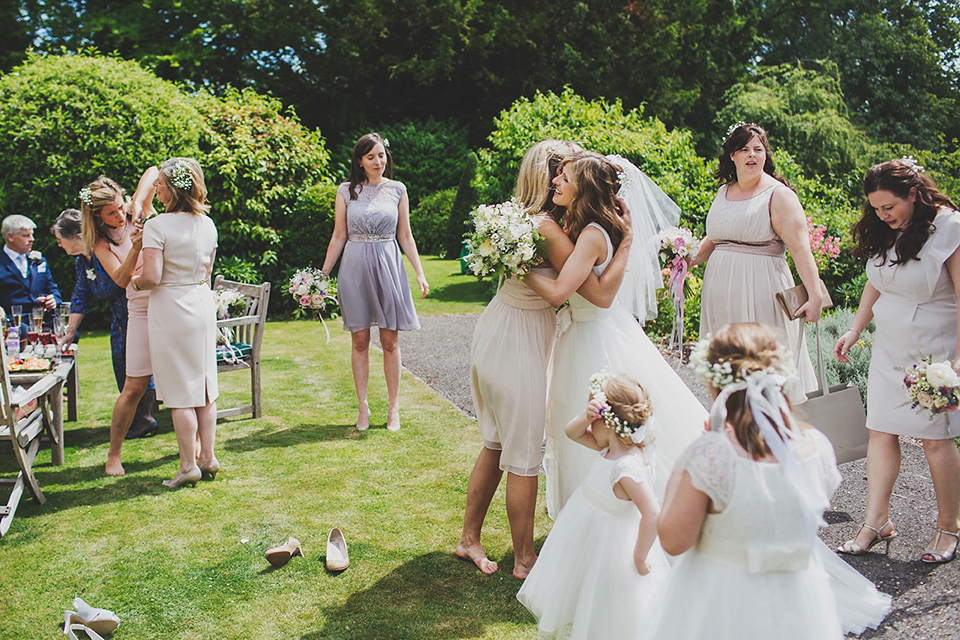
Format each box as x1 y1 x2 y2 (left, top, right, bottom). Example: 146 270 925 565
17 255 27 278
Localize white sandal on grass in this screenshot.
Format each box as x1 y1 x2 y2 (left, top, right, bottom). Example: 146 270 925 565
63 598 119 636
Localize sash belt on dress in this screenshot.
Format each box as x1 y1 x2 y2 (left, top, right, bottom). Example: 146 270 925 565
348 234 394 243
713 239 785 258
557 303 618 336
158 281 206 287
580 482 632 518
696 535 810 573
495 280 553 310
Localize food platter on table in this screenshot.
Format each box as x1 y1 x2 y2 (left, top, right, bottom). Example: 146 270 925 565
8 356 52 372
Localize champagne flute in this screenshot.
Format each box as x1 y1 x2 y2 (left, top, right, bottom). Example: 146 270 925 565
30 308 43 355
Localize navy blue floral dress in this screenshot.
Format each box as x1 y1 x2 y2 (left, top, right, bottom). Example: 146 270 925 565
70 254 128 391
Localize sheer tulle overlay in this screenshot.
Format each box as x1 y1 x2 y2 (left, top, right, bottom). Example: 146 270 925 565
518 452 669 640
544 224 709 515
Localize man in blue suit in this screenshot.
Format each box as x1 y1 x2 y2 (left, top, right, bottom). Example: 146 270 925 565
0 215 61 329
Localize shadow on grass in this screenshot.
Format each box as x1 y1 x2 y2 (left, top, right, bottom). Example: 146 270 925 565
305 551 532 639
221 423 365 453
428 281 490 304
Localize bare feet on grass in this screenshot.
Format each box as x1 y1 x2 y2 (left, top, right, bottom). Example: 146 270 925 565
456 539 498 574
513 555 537 580
356 402 370 431
105 456 125 476
386 406 400 432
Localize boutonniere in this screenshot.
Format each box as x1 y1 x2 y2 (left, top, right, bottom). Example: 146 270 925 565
86 268 97 281
28 250 43 263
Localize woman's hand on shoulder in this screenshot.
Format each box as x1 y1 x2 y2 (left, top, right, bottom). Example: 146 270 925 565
614 197 634 246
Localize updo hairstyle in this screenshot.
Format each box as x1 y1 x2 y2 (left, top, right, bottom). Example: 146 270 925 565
602 374 654 448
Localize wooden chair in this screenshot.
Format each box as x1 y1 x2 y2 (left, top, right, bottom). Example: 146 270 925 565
213 276 271 420
0 350 64 537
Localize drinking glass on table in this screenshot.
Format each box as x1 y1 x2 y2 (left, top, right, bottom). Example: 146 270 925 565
10 304 21 334
29 308 43 355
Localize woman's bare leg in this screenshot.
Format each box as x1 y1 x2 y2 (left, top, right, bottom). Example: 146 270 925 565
350 329 371 429
380 328 401 430
456 447 503 574
105 375 151 475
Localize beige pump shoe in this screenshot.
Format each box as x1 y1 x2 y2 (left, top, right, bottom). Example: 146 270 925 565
326 527 349 572
265 536 305 567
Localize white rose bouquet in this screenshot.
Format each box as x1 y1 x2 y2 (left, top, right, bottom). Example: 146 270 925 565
901 357 960 418
211 287 248 345
288 267 340 343
464 199 542 281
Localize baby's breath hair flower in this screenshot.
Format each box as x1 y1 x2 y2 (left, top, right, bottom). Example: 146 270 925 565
79 188 93 206
588 369 652 444
381 137 390 148
688 335 796 392
898 155 924 174
171 162 193 191
725 121 748 138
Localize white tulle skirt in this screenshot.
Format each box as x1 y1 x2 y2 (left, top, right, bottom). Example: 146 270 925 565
544 303 708 515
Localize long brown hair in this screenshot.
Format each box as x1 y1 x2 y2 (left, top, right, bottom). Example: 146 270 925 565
347 133 393 201
852 160 957 265
715 123 789 187
561 151 623 251
707 323 795 460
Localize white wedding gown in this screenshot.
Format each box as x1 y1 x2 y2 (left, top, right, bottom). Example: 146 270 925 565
543 223 708 511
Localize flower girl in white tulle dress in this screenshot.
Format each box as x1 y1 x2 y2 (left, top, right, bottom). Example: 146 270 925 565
517 372 669 640
649 323 872 640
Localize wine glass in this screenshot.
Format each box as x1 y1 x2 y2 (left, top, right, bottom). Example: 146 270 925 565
29 308 43 356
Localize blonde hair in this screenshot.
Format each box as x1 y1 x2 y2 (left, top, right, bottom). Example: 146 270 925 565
515 139 581 222
561 151 623 251
602 374 653 448
158 157 209 216
80 176 126 254
707 323 796 458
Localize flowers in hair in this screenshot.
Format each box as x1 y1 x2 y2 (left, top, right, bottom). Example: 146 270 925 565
171 162 193 190
688 336 795 392
898 156 924 174
588 370 651 444
726 121 748 138
79 188 93 206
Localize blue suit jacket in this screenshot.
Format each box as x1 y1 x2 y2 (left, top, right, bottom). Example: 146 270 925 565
0 251 62 322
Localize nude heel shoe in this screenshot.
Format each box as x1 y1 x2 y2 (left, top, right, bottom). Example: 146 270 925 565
921 528 959 564
265 536 304 567
837 520 898 555
161 466 202 489
63 597 119 636
199 459 221 481
326 527 349 572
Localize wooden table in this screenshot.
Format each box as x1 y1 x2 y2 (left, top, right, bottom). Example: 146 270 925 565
9 355 76 466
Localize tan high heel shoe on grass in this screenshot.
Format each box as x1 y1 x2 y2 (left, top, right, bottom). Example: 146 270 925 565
837 520 897 555
265 536 304 567
326 527 349 571
161 466 201 489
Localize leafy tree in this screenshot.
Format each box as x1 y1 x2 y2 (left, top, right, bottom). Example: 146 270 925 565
476 88 714 229
716 62 874 188
445 151 479 260
757 0 960 150
192 86 331 287
0 52 203 293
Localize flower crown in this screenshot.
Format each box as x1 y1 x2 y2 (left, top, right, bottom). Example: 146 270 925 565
898 155 924 174
725 121 748 138
79 188 93 206
588 370 652 444
171 162 193 191
688 335 796 392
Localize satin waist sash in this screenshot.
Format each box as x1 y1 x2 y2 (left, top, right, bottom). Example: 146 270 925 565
697 535 810 573
348 234 394 243
713 239 785 258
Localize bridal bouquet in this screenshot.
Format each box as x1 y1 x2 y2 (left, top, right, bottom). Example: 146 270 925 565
211 287 248 345
654 226 702 352
464 199 542 281
901 357 960 418
288 267 339 342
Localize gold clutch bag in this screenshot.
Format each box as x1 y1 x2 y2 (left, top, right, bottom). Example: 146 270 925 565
775 280 833 320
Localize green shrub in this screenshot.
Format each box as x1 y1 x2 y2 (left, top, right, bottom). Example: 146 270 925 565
193 87 331 291
335 118 471 207
412 188 456 256
476 88 714 231
445 151 478 260
805 307 874 402
0 52 203 307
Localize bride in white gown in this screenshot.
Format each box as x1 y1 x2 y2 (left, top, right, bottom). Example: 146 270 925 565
526 150 890 636
525 151 708 508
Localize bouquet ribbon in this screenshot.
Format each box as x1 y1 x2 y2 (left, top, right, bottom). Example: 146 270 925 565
667 255 688 351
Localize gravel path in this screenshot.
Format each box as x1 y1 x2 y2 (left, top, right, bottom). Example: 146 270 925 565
377 314 959 639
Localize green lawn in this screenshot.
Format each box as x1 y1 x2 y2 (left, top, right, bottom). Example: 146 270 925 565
1 258 547 639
